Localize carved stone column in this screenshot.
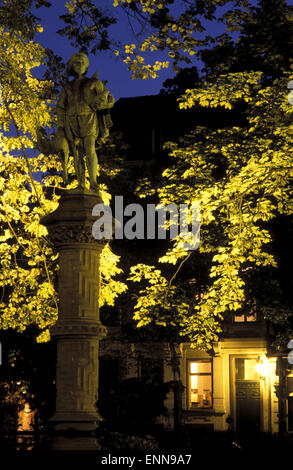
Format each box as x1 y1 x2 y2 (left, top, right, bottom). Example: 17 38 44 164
41 192 107 451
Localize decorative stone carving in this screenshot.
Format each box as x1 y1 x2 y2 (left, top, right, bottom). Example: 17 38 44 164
47 223 103 246
52 322 107 338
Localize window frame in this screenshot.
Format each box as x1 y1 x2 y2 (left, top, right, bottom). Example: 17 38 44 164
187 359 213 410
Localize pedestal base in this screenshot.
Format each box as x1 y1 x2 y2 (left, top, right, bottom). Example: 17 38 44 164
51 412 101 451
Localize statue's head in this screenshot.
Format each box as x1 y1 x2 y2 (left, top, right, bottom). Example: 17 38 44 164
67 53 89 76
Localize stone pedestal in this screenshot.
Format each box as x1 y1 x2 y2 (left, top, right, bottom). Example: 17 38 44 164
41 191 107 451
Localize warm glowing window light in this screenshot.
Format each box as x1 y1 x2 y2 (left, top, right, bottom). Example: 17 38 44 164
189 361 212 409
245 359 258 379
236 358 260 381
234 313 256 322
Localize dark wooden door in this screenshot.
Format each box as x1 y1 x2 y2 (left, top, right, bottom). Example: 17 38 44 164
235 358 261 434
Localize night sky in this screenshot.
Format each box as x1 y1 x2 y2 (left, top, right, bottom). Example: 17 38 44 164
32 0 229 100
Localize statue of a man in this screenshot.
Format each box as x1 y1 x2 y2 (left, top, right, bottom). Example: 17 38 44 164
57 52 115 191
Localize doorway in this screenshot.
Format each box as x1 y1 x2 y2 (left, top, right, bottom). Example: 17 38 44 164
232 357 261 435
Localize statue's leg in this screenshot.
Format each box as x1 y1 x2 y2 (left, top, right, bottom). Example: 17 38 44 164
71 141 85 189
84 136 98 190
60 149 69 185
78 142 86 186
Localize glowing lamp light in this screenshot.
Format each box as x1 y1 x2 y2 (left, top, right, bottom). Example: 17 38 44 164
255 356 269 380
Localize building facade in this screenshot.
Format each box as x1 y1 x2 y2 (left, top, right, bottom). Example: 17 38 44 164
100 317 293 435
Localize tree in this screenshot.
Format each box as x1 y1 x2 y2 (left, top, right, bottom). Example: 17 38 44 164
0 14 129 446
70 0 293 350
0 0 51 40
200 0 293 81
127 0 293 349
0 24 127 342
1 0 293 350
128 71 293 349
160 65 201 96
57 0 249 78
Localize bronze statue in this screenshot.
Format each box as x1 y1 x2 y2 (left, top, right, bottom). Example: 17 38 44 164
37 52 114 191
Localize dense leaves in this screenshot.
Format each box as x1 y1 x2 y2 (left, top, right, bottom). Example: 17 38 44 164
200 0 293 80
131 71 293 349
0 0 51 39
0 27 127 341
121 0 293 349
58 0 250 78
1 0 293 350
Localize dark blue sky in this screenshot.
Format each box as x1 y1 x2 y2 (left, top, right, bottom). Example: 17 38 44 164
33 0 229 100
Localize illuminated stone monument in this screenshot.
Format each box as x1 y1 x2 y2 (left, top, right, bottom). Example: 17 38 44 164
40 53 114 451
42 193 106 450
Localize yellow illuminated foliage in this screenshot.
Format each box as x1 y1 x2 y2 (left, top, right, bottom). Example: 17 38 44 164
0 28 127 341
63 0 247 79
131 71 293 349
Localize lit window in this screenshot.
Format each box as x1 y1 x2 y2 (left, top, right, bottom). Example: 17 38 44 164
234 313 256 323
188 360 212 409
235 358 259 380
